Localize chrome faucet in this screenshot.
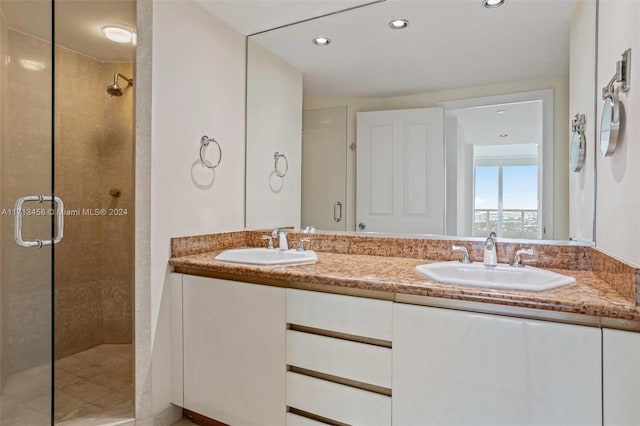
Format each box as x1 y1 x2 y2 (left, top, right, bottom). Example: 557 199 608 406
272 228 291 250
452 245 471 264
297 237 311 252
483 231 497 266
512 248 534 267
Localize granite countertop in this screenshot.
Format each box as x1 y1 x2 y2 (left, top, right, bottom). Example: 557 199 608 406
169 249 640 321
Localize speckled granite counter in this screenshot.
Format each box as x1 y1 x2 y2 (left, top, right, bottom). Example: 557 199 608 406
169 249 640 322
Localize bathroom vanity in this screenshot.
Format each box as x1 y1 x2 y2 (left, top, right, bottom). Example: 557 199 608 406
168 231 640 426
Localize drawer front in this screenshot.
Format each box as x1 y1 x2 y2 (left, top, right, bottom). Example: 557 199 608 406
286 372 391 426
286 289 392 340
287 330 392 388
286 413 328 426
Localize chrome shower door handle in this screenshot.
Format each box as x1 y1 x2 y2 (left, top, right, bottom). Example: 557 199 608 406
15 194 64 248
333 201 342 223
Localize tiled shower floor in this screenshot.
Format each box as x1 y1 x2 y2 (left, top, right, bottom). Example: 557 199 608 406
1 344 133 426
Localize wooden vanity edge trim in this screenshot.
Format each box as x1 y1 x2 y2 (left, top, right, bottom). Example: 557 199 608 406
183 409 228 426
173 266 394 300
288 366 392 397
396 293 640 332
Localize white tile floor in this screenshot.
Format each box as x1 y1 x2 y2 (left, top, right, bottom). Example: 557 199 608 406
0 344 134 426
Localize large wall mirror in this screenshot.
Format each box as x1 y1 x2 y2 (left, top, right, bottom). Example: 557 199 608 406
246 0 597 242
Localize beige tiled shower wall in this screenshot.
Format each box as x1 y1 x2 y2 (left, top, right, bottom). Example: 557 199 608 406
55 46 104 358
55 47 133 358
1 29 53 376
99 62 134 344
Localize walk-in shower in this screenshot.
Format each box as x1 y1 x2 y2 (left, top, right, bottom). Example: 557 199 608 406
106 72 134 97
0 0 136 425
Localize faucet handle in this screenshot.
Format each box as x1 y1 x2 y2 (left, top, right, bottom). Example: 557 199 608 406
512 248 535 267
261 235 274 249
272 228 292 238
452 245 471 264
297 237 311 252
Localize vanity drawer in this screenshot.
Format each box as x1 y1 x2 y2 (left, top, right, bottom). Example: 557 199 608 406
286 412 328 426
286 330 392 388
286 289 392 341
286 372 391 426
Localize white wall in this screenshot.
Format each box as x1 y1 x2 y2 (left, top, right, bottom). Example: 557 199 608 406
595 0 640 266
246 40 302 229
151 0 246 416
304 75 570 239
569 0 596 242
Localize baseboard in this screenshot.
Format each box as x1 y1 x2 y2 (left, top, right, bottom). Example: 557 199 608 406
150 404 183 426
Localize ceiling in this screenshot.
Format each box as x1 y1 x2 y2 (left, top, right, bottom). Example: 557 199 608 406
450 100 543 147
193 0 380 35
1 0 135 62
245 0 578 97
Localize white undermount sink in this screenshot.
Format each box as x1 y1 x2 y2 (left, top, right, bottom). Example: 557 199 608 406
215 247 318 266
415 261 576 291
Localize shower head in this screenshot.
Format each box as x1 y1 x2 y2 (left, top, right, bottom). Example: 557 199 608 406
106 72 134 97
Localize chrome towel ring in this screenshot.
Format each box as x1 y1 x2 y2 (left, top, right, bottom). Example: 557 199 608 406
200 135 222 169
274 152 288 177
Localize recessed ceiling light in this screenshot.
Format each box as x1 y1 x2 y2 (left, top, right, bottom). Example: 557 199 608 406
496 109 507 114
312 36 331 46
389 19 409 30
102 26 133 44
483 0 506 8
499 133 508 137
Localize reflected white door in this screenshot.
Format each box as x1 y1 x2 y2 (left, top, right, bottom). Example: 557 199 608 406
302 107 347 231
356 108 444 234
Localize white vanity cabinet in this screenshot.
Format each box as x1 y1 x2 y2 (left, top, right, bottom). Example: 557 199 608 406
285 289 393 426
179 274 286 426
603 328 640 426
392 303 602 426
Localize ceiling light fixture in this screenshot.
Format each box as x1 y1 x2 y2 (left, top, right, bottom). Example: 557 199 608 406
483 0 506 8
389 19 409 30
312 36 331 46
19 59 45 71
496 109 507 114
102 26 133 44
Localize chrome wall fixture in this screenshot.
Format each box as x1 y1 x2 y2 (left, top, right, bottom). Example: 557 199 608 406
600 49 630 157
570 113 586 172
274 152 288 178
200 135 222 169
602 49 631 99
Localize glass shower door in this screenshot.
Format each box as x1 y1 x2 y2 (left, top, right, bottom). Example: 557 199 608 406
0 0 55 425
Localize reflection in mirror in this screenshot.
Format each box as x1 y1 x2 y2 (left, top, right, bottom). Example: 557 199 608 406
246 0 597 242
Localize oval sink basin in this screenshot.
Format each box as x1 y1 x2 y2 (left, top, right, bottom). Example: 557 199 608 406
416 261 575 291
215 248 318 266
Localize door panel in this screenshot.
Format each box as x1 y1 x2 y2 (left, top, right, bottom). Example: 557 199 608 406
0 1 54 425
393 304 601 425
302 107 347 231
356 108 444 234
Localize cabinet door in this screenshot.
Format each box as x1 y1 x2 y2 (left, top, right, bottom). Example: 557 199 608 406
182 276 286 425
603 328 640 425
393 303 601 426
